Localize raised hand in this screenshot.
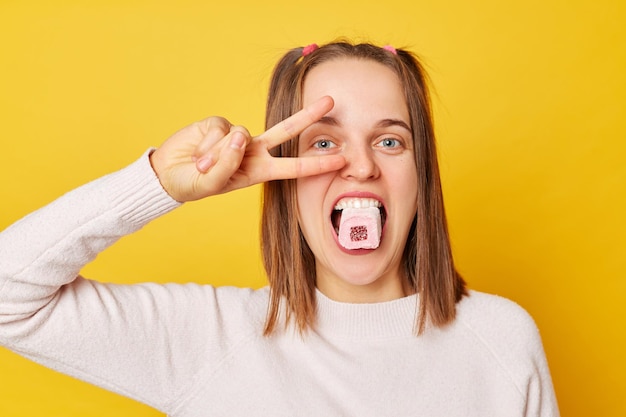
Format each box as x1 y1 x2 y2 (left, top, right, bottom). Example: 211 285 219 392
150 96 345 202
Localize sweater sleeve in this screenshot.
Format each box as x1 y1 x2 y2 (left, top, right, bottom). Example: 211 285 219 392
0 151 213 411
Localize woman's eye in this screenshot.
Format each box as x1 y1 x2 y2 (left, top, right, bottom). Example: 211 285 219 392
313 139 337 149
377 138 402 148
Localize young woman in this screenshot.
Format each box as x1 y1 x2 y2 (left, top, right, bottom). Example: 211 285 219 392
0 41 559 416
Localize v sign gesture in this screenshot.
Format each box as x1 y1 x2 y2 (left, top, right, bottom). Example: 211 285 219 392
150 96 345 202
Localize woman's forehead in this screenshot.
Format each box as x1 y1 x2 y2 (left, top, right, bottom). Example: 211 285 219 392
302 58 409 124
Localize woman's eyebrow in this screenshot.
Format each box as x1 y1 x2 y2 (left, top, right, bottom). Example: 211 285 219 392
312 116 412 133
316 116 341 126
376 118 412 132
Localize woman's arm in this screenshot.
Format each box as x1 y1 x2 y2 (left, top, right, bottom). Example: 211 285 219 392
0 151 190 409
0 95 341 335
0 97 344 410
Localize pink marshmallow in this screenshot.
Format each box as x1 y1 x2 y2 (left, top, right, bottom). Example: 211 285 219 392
337 207 382 250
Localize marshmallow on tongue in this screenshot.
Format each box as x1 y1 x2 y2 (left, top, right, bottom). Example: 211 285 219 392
337 206 382 250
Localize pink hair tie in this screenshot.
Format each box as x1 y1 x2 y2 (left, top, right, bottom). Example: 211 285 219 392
302 43 319 56
382 45 397 55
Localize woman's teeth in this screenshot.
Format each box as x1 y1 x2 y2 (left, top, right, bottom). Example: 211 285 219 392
334 198 382 210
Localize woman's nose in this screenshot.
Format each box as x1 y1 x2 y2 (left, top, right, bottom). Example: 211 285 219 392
340 145 380 181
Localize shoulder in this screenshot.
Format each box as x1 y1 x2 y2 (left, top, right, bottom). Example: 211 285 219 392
458 290 537 328
217 285 270 308
153 283 271 338
154 284 272 364
453 291 559 415
456 290 542 347
201 285 270 323
454 290 547 372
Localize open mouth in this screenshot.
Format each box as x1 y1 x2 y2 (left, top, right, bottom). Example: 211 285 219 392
331 197 387 236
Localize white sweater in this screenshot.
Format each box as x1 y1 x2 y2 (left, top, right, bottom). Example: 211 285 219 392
0 152 559 416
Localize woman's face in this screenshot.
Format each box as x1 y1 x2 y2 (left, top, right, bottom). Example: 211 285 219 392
297 58 418 302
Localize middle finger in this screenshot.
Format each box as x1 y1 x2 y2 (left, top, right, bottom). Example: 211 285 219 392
256 96 334 149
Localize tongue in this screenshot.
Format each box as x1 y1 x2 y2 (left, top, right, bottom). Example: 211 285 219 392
337 207 382 250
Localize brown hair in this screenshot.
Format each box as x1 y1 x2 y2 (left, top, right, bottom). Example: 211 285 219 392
261 40 467 336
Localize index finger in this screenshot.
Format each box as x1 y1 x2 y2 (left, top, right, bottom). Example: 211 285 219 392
256 96 334 149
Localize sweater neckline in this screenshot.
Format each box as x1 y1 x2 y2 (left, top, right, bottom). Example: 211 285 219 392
314 289 418 339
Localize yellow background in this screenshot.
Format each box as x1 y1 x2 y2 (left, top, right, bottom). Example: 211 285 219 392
1 0 624 416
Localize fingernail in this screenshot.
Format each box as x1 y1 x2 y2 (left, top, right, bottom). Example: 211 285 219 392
196 156 213 172
229 132 246 149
